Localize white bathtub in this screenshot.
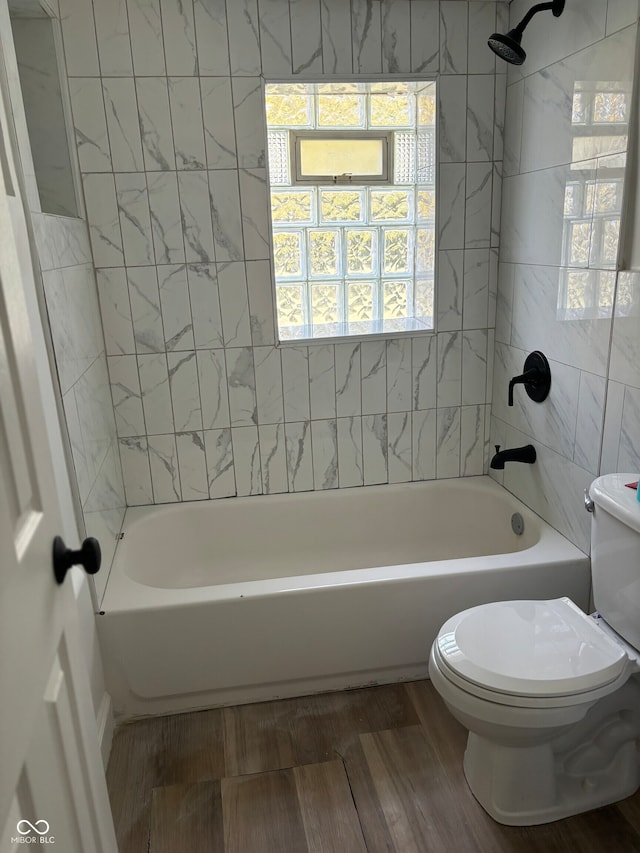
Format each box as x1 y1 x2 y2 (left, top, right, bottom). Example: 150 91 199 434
98 477 590 719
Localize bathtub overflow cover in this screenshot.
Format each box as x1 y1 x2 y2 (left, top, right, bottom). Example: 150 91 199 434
511 512 524 536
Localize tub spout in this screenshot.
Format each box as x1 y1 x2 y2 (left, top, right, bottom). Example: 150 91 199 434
490 444 536 470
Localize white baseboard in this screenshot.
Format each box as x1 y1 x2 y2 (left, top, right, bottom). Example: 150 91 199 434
96 691 115 768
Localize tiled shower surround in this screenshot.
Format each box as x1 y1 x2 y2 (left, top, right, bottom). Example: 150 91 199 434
35 214 126 588
491 0 638 553
61 0 507 505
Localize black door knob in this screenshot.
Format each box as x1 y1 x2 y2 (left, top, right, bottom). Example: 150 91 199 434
53 536 102 585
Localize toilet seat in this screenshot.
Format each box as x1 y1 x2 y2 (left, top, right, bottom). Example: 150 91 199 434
435 597 629 706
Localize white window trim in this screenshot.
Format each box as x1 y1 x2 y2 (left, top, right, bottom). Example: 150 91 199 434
290 130 394 185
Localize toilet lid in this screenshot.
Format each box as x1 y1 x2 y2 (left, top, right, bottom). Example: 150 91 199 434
436 597 628 697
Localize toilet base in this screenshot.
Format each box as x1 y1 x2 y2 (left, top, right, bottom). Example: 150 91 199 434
429 639 640 825
463 713 640 826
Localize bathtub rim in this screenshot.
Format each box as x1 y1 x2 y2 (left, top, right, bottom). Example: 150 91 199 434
99 477 588 615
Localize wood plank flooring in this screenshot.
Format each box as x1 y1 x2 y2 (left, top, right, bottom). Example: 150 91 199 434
106 680 640 852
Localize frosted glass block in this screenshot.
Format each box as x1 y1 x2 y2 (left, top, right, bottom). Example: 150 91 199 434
416 227 435 274
348 281 375 321
370 92 412 127
280 325 308 340
418 87 436 127
276 284 305 325
417 130 435 183
273 231 303 278
317 93 365 128
565 270 591 310
351 320 382 335
381 318 411 333
383 280 410 319
267 132 290 185
599 182 621 212
383 229 411 274
265 83 312 127
564 183 580 216
311 282 340 323
309 230 340 277
312 322 341 338
597 270 615 309
320 190 364 223
271 190 314 224
593 92 627 123
614 270 633 308
414 279 434 320
394 132 416 184
572 92 586 124
346 229 377 275
586 182 619 214
417 190 436 222
602 219 620 263
370 189 412 222
569 221 592 266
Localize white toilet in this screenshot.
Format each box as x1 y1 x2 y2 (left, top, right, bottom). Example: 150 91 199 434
429 473 640 826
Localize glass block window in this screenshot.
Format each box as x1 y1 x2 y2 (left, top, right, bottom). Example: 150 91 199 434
557 81 627 321
560 173 624 273
265 81 436 341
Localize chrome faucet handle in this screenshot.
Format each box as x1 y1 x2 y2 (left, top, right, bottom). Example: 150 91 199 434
584 488 594 513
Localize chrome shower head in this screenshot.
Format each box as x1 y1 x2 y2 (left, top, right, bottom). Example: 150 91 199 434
488 0 565 66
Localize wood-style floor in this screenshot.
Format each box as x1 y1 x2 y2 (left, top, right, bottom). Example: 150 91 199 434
107 680 640 852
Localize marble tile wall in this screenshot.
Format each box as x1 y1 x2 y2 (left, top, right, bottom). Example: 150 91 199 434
491 0 638 553
602 271 640 476
34 214 127 597
8 2 127 591
60 0 508 505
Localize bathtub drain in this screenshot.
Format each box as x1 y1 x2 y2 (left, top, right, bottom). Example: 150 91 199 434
511 513 524 536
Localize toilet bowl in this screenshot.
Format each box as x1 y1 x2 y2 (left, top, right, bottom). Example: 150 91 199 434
429 595 640 825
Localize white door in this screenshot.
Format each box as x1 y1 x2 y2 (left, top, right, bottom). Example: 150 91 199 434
0 20 118 853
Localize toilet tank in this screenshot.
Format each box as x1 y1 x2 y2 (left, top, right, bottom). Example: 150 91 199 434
590 473 640 650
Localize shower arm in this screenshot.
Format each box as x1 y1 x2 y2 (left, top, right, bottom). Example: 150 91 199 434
513 1 562 35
